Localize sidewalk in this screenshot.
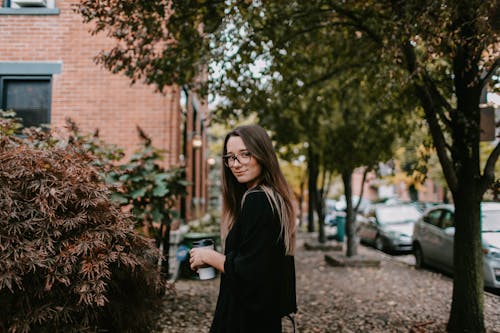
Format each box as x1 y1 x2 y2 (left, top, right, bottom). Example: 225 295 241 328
155 232 500 333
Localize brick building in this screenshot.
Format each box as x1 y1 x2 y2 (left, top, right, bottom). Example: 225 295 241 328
0 0 209 221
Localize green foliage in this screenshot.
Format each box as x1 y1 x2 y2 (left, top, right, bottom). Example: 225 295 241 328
75 0 226 93
0 118 164 333
107 126 188 238
187 211 221 235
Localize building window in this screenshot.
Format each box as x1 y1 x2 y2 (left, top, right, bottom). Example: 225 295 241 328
0 62 60 127
0 77 51 128
0 0 59 14
10 0 48 8
4 0 54 7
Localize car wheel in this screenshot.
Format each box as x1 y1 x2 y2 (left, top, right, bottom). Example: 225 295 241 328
375 235 384 251
414 243 425 269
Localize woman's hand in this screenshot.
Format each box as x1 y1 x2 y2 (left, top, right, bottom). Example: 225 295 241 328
189 248 211 270
189 248 226 273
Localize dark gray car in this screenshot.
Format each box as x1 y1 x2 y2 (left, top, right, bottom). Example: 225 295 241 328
357 203 422 252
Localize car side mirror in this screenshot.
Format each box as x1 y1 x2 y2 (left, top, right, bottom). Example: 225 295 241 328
444 227 455 236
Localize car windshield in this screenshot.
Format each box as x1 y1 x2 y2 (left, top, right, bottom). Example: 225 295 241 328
482 210 500 232
376 205 421 225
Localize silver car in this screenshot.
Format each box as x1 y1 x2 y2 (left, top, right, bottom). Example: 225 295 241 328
412 202 500 289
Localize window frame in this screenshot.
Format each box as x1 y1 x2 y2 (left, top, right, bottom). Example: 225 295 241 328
0 75 53 128
0 0 59 15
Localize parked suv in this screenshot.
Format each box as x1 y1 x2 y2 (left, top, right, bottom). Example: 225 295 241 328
412 202 500 289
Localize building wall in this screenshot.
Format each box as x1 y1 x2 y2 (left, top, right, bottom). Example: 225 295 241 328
351 167 445 203
1 1 211 221
0 0 181 165
181 89 210 221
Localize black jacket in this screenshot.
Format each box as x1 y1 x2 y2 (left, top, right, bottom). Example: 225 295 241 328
209 189 297 333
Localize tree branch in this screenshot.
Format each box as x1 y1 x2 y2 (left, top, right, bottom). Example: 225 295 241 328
280 2 385 46
354 167 370 214
480 141 500 195
421 95 458 192
422 73 453 129
278 20 364 46
325 3 384 46
479 57 500 90
303 61 366 90
400 41 457 191
402 42 453 129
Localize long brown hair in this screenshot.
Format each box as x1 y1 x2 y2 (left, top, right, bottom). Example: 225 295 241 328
221 125 296 255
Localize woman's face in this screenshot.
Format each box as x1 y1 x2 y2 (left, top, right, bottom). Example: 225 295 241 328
225 136 262 189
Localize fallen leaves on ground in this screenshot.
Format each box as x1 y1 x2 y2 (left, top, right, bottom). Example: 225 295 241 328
155 233 500 333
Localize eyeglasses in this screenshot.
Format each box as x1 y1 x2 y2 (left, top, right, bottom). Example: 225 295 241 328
223 151 252 167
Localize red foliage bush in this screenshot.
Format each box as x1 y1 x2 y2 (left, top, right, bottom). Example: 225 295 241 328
0 140 165 332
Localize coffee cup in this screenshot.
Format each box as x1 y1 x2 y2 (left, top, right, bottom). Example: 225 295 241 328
192 239 216 280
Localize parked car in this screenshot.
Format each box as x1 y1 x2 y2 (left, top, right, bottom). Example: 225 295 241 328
357 203 422 252
412 202 500 289
411 201 442 213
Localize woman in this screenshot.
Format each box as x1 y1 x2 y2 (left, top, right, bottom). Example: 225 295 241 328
189 125 297 333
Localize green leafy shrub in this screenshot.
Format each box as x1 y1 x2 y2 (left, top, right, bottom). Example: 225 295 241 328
0 122 165 332
108 126 188 276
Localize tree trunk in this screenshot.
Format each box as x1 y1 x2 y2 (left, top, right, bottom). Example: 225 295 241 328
447 126 484 332
401 30 487 330
160 218 172 277
307 150 319 233
448 186 484 332
298 179 305 227
446 45 484 331
316 195 326 243
409 184 419 202
342 170 358 257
